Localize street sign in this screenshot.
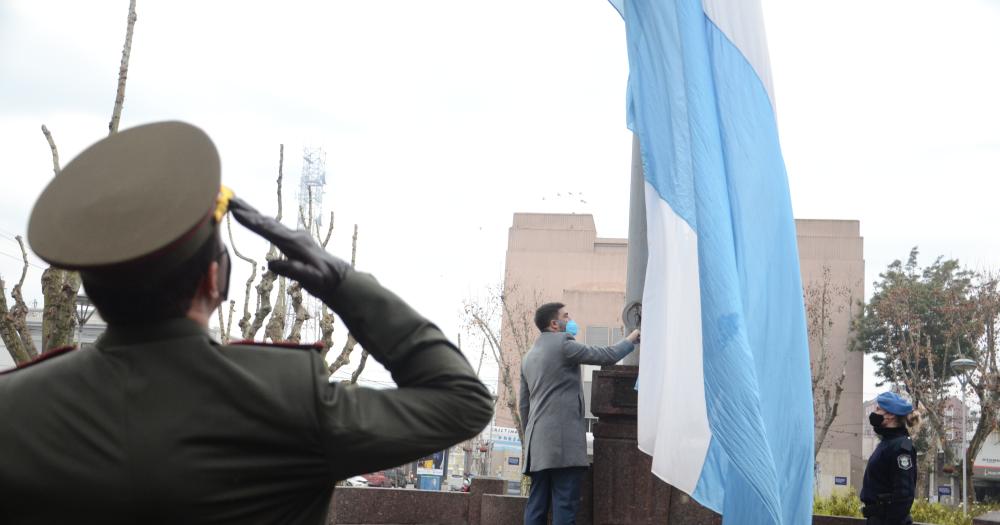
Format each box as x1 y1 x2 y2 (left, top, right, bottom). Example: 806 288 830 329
507 457 520 466
938 485 952 496
834 477 847 486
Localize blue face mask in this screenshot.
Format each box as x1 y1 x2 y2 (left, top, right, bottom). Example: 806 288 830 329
566 319 579 336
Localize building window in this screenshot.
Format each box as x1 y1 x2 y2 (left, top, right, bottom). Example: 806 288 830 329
587 326 610 346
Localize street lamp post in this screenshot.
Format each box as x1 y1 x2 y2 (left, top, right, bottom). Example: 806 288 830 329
951 357 976 514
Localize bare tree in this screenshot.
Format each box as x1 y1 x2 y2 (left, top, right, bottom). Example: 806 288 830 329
326 225 361 377
804 265 855 457
227 213 257 340
0 237 39 364
246 146 285 339
108 0 137 136
462 282 541 450
1 0 139 364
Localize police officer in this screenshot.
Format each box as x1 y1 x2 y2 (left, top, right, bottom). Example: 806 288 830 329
860 391 921 525
0 121 494 524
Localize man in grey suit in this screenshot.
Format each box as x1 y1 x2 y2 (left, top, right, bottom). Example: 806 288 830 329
519 302 640 525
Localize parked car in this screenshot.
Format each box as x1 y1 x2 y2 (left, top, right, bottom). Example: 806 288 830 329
362 472 390 487
344 476 369 487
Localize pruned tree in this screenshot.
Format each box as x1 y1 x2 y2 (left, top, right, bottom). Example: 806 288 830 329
227 213 257 340
804 265 855 457
2 0 137 364
245 146 285 340
462 282 541 451
0 237 38 364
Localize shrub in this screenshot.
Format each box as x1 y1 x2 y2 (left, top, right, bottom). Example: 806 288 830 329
813 490 862 518
813 491 1000 525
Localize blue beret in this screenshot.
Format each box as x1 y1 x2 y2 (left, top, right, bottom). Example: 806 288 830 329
877 392 913 416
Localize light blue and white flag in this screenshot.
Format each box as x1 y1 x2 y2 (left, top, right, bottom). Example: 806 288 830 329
610 0 814 523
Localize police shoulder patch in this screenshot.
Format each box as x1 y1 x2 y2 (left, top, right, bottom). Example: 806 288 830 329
897 454 913 470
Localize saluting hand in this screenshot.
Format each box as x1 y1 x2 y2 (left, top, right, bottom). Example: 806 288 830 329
229 196 351 300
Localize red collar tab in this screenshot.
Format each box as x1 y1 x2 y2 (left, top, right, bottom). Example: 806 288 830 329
1 345 77 375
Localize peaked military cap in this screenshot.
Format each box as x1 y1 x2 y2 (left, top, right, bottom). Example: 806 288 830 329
877 391 914 416
27 121 232 282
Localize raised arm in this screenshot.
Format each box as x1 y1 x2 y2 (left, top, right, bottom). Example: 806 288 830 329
230 197 493 480
564 329 640 366
316 270 493 478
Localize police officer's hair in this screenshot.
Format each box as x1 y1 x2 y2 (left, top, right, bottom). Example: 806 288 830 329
904 408 923 434
82 233 220 325
534 302 565 333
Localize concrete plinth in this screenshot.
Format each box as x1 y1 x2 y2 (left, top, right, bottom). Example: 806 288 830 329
590 365 720 525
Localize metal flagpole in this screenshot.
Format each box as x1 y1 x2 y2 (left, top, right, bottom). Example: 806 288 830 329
623 134 646 366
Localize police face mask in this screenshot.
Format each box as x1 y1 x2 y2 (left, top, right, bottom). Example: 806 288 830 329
566 319 579 337
869 412 885 430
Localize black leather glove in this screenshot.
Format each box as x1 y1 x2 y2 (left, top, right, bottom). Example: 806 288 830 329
229 196 351 302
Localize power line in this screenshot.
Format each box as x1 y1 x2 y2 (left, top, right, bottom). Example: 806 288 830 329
0 249 45 270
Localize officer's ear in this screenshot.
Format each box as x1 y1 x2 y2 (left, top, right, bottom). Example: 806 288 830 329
196 261 222 304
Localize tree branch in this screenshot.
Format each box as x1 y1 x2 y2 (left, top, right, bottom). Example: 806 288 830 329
275 144 283 221
328 333 358 375
321 212 335 249
10 237 38 360
0 276 31 364
227 214 257 339
350 350 369 384
225 299 235 344
41 125 60 176
108 0 137 135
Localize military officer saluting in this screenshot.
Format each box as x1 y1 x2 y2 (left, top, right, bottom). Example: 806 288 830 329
0 121 493 524
860 391 921 525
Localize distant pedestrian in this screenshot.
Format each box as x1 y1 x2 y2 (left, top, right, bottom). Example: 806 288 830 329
520 302 639 525
860 392 921 525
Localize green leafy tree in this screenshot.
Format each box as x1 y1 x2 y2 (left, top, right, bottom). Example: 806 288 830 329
852 248 979 497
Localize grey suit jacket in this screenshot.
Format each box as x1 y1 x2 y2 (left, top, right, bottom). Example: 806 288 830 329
519 332 634 473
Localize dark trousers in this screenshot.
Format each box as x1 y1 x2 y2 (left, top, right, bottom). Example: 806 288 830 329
524 467 586 525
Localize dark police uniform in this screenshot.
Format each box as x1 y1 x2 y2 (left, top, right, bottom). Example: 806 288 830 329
860 426 917 525
0 122 493 524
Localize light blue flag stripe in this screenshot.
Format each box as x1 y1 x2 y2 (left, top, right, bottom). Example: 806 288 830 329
618 0 814 523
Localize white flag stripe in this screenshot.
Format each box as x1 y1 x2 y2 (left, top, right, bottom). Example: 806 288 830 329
637 181 710 495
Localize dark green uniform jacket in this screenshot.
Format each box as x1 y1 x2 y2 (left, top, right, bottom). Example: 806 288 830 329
0 271 493 524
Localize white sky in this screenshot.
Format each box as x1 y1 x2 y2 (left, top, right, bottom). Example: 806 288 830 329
2 1 999 400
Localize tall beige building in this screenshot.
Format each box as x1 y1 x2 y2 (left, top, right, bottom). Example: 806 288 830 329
497 213 864 494
796 219 865 493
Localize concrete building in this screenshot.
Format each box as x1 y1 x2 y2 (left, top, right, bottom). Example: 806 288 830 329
797 219 865 495
495 213 865 495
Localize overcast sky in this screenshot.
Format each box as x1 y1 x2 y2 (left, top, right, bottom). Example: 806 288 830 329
2 1 999 400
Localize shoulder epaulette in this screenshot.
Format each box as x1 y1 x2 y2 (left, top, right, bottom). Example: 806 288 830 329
900 437 914 452
227 340 324 353
0 345 77 375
